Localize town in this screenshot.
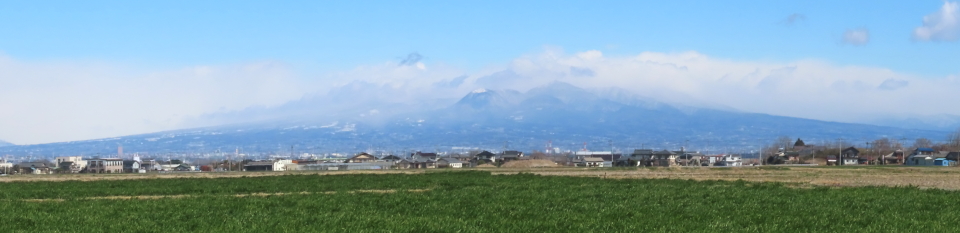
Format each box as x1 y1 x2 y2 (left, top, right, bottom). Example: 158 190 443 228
3 137 958 175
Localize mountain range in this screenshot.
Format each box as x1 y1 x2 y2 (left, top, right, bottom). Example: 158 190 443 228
0 82 949 157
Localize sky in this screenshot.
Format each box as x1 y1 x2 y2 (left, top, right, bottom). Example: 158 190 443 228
1 0 959 145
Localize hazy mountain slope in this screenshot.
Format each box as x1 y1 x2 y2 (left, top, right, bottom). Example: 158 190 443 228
0 82 948 157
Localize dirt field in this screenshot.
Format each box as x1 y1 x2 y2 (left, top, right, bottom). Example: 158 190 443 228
3 166 960 189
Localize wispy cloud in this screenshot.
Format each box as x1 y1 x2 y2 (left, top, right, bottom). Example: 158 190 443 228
842 28 870 45
780 13 806 26
913 1 960 42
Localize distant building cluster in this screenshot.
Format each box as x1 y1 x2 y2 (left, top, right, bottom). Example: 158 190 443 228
2 137 959 176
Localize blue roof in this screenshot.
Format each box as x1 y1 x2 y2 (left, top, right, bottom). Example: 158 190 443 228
918 148 935 152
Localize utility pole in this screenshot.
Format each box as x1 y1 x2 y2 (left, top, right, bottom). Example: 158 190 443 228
837 138 844 166
758 139 763 166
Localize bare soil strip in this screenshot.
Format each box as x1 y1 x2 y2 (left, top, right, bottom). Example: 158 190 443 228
3 166 960 189
18 189 431 202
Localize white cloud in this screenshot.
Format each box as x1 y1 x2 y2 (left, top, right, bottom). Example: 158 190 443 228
842 28 870 45
913 1 960 41
5 48 960 145
454 49 960 124
0 56 306 144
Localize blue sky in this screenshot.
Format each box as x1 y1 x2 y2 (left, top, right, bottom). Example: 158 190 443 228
1 0 956 74
2 0 960 144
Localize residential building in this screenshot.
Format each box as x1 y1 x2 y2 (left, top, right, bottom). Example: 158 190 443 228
722 154 742 167
499 151 524 162
55 156 87 173
380 155 404 163
345 153 377 163
946 151 960 162
652 150 677 167
676 152 703 166
579 157 605 167
140 160 159 171
88 158 124 173
575 151 621 162
123 160 144 173
839 147 860 165
826 155 839 165
398 158 435 169
881 150 905 165
0 159 12 174
436 158 463 168
18 162 53 174
412 152 438 160
474 151 496 163
243 160 293 171
626 149 654 166
905 148 937 166
793 138 807 151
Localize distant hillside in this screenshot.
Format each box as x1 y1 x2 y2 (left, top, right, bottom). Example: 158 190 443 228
0 82 949 157
0 140 13 147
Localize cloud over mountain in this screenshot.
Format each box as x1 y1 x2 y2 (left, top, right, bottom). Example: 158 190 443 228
4 48 960 144
913 1 960 42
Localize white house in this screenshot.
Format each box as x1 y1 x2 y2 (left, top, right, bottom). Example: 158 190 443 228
842 157 859 165
722 154 742 167
273 160 294 171
0 160 14 174
580 157 606 167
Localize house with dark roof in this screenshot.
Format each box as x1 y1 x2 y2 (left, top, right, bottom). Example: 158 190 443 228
881 150 905 165
652 150 677 167
345 153 378 163
499 151 524 162
436 158 463 168
243 161 276 171
380 155 404 163
905 148 937 165
575 151 621 162
398 158 435 169
243 160 293 171
412 152 438 160
123 160 143 173
18 162 53 174
676 153 703 166
793 138 807 151
474 151 496 162
624 149 654 166
945 151 960 162
579 157 605 167
839 147 860 165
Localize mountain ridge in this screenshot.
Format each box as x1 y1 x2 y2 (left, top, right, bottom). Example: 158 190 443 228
0 82 949 157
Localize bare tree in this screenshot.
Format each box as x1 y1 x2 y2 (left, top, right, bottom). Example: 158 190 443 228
871 138 895 155
913 138 933 149
947 128 960 151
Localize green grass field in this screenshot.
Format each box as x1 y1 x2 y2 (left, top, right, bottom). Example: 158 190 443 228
2 171 959 232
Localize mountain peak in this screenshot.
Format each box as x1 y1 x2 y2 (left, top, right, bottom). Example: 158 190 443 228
456 89 510 109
